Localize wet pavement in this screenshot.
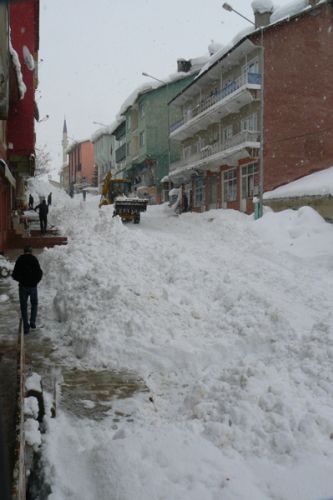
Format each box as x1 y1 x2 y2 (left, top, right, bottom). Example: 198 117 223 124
0 250 149 497
0 275 20 479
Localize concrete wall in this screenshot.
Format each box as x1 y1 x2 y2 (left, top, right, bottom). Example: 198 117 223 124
264 195 333 223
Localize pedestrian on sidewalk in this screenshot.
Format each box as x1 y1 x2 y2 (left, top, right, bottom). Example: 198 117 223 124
12 245 43 335
35 199 49 234
28 194 34 210
47 192 52 206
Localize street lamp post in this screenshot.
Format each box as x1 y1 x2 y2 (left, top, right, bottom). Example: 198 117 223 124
93 121 108 127
141 72 166 85
222 2 264 218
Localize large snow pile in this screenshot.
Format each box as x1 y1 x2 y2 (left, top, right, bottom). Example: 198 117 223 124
26 179 333 499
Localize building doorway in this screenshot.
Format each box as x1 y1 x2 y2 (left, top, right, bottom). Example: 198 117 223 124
207 175 218 210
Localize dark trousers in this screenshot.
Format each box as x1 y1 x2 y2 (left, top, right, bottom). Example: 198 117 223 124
19 286 38 333
39 215 47 234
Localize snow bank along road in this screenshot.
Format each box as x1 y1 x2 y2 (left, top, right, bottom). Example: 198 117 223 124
23 179 333 499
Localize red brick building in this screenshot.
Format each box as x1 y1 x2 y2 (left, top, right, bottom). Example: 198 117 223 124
263 1 333 191
168 0 333 215
0 0 39 253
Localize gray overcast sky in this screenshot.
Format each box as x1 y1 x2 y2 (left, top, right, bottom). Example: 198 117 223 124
35 0 293 177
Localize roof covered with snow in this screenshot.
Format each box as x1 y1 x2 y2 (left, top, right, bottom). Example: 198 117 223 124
191 0 327 85
118 63 208 117
91 117 125 143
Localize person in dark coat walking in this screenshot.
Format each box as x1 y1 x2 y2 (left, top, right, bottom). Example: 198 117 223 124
34 199 49 234
28 194 34 209
12 246 43 335
47 192 52 206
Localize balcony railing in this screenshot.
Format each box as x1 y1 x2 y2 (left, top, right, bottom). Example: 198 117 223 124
170 130 260 173
170 72 261 134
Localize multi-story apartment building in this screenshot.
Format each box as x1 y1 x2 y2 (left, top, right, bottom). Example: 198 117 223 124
169 0 333 214
7 0 40 206
0 0 12 253
91 125 115 192
67 139 94 190
1 0 39 252
115 58 206 203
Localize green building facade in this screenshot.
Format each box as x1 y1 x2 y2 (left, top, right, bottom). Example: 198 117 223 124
123 75 195 203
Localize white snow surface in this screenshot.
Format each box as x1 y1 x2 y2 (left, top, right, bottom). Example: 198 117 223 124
25 372 42 393
251 0 274 14
28 179 333 499
24 396 39 419
24 418 41 450
9 38 27 100
265 165 333 199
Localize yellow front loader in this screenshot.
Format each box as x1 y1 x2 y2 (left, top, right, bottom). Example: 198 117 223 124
99 172 148 224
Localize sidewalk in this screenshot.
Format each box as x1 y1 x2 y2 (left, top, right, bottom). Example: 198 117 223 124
0 276 20 485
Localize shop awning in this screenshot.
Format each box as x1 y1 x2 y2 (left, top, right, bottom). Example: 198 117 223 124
0 160 16 188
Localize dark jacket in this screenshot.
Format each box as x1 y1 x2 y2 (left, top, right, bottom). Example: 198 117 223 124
35 201 48 218
12 254 43 287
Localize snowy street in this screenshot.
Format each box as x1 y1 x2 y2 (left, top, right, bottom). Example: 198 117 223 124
21 179 333 499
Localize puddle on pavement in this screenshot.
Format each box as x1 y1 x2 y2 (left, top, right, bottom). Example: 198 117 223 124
25 337 149 420
59 368 149 420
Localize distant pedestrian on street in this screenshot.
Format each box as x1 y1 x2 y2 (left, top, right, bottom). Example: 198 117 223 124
183 192 188 213
83 190 86 201
35 199 49 234
28 194 34 210
47 192 52 206
12 245 43 335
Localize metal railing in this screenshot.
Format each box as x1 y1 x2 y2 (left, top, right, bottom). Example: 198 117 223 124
169 130 260 173
170 72 261 134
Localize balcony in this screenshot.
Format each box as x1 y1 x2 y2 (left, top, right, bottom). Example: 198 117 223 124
115 143 126 163
170 73 261 141
169 130 260 181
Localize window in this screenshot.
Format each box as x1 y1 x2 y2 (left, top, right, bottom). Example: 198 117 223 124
241 113 258 132
222 125 233 143
241 162 259 199
139 131 145 147
209 128 219 145
194 177 204 208
242 58 259 76
223 168 237 202
183 145 192 160
127 115 131 131
139 102 145 119
197 136 206 152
